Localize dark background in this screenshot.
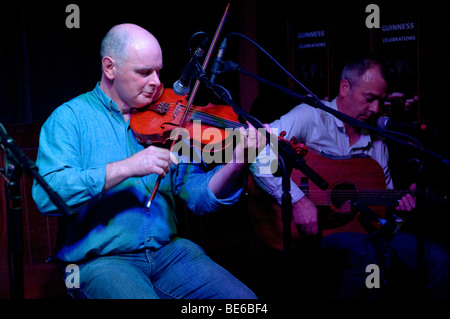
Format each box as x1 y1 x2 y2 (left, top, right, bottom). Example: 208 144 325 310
1 1 449 128
1 0 449 299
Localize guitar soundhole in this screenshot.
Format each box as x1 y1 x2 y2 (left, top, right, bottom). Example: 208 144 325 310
319 182 358 230
330 182 358 213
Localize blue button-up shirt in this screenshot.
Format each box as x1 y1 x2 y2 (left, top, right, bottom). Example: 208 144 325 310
32 83 243 262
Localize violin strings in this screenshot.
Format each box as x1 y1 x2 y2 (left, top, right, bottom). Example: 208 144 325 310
191 111 242 130
157 103 233 123
155 101 245 131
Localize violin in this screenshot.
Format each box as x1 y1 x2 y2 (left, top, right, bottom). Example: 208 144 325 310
130 85 243 151
130 84 308 156
131 83 307 212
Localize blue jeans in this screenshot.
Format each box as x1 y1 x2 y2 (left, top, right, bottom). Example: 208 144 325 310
319 232 449 299
68 237 257 299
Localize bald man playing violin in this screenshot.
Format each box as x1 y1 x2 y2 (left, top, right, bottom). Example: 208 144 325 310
32 23 263 299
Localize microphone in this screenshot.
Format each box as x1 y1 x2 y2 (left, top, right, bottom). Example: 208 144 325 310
173 41 207 96
377 116 437 135
210 37 228 83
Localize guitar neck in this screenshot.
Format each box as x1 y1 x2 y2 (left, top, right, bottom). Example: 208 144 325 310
306 189 411 207
352 189 410 206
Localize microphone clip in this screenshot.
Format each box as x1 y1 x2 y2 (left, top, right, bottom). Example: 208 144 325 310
173 58 204 96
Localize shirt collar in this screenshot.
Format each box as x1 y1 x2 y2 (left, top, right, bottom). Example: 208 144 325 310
329 98 345 130
330 98 372 149
93 82 121 114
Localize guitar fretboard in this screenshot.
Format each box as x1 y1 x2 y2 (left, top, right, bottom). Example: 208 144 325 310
304 189 411 206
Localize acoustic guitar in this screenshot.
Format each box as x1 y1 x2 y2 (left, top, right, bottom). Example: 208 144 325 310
247 151 412 250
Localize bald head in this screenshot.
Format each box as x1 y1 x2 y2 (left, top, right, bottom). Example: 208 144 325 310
99 24 163 115
100 23 161 68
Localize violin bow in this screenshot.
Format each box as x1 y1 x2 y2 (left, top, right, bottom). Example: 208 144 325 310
146 3 230 211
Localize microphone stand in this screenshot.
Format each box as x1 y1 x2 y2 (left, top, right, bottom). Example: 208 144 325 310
0 124 73 299
213 58 449 298
193 66 328 296
217 59 449 167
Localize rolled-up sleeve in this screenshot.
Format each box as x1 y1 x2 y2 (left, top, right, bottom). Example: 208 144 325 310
174 162 244 215
250 144 305 205
249 105 314 205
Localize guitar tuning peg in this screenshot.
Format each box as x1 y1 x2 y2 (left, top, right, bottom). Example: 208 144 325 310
294 143 308 157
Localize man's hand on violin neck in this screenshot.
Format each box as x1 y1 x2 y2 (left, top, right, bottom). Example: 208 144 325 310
233 125 267 164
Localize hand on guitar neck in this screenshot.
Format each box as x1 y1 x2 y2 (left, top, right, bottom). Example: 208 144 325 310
395 183 416 212
292 182 416 236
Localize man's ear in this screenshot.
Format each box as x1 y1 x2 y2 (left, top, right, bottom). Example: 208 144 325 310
102 56 116 80
339 78 351 98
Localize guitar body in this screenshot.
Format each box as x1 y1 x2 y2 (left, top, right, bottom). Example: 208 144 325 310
247 151 388 250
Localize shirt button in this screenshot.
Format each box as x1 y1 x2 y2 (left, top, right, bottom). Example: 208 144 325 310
147 237 152 242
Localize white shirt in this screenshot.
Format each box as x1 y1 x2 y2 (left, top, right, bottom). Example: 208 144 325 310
250 98 392 205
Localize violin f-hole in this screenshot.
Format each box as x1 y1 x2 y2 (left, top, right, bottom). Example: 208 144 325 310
161 122 180 130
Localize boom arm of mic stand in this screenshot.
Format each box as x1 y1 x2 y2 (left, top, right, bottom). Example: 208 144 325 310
221 60 449 167
198 69 330 297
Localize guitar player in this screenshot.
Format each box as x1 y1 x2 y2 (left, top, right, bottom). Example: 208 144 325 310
250 56 448 299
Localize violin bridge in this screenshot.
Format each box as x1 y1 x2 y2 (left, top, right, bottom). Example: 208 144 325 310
173 103 182 119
